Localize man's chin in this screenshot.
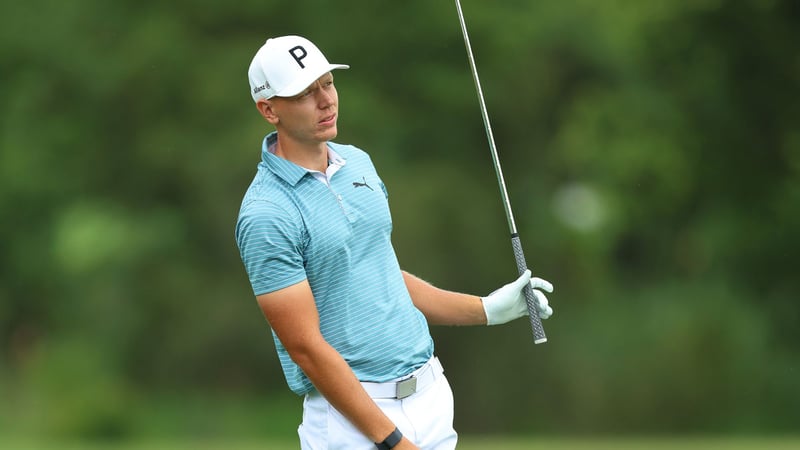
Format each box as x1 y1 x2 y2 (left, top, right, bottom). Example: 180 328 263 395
319 126 338 141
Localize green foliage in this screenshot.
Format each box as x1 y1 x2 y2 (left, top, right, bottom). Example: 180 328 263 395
1 0 798 440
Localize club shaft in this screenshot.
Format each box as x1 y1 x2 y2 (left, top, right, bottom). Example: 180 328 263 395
455 0 547 343
454 0 516 235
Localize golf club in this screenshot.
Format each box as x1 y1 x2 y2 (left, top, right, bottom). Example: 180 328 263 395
454 0 547 344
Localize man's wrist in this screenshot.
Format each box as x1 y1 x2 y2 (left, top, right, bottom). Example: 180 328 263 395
375 426 403 449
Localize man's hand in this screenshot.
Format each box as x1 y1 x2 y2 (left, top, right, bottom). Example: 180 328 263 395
481 270 554 325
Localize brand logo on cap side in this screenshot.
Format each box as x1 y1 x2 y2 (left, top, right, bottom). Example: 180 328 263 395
289 45 308 68
253 80 270 95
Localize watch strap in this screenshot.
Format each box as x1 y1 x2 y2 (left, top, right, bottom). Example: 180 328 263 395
375 427 403 449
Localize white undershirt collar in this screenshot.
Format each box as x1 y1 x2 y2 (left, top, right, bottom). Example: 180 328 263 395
268 142 346 186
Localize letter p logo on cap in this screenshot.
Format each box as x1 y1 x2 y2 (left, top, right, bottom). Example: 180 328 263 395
289 46 308 68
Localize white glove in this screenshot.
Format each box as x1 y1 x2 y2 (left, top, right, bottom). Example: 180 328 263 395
481 270 554 325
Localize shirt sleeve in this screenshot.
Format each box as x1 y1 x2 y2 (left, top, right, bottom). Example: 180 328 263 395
235 200 307 296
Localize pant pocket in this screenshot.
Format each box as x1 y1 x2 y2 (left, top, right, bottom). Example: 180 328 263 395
324 402 375 450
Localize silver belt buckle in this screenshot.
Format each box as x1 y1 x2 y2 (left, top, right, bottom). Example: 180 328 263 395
396 376 417 399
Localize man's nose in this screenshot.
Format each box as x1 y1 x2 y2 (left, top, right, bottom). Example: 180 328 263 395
316 87 333 107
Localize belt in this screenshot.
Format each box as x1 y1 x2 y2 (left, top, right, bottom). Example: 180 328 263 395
361 357 443 400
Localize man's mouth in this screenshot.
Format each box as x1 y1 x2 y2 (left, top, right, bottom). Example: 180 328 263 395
319 113 336 125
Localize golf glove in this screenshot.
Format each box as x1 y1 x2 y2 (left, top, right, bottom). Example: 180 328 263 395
481 270 554 325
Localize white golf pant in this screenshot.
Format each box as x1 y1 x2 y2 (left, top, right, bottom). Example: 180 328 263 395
298 356 458 449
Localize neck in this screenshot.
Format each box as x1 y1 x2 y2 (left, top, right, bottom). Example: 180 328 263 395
274 135 328 172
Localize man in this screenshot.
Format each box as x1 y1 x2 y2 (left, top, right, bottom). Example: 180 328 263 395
235 35 554 450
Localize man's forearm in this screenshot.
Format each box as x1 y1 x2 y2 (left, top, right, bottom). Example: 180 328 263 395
291 340 399 443
402 271 487 326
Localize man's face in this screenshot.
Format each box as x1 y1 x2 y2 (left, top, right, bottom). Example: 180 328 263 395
265 72 340 145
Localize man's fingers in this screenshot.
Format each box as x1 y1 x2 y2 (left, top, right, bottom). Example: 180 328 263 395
532 290 553 319
533 290 548 309
530 277 553 293
512 269 532 291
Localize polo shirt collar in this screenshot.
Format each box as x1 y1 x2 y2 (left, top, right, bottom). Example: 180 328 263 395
261 132 346 186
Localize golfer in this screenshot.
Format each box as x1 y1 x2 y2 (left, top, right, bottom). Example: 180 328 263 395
235 35 555 450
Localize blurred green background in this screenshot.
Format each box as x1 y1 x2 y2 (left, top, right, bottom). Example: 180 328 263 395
1 0 798 446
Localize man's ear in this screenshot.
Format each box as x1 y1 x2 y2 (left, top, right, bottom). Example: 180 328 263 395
256 99 279 125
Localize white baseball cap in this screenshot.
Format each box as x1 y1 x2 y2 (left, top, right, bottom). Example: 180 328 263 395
248 35 349 102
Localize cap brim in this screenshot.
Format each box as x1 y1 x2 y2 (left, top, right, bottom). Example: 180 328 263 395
274 64 350 98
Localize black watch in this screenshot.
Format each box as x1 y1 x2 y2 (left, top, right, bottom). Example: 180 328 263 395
375 427 403 449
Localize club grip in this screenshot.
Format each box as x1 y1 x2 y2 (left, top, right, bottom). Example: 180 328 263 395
511 234 547 344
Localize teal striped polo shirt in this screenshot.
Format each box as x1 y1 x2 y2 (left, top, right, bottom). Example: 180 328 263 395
235 132 433 395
